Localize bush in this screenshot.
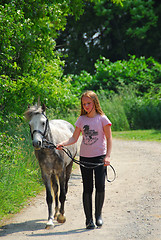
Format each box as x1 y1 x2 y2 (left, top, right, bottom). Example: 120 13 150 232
97 90 130 131
0 56 79 124
70 55 161 96
97 86 161 131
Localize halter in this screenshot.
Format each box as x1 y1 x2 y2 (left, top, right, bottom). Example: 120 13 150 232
30 113 49 140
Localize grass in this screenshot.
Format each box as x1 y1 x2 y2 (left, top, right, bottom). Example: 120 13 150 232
0 125 44 222
113 129 161 142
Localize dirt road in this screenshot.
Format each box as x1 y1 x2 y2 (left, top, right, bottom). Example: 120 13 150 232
0 139 161 240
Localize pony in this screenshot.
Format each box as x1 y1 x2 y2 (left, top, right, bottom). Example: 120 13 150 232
24 103 77 228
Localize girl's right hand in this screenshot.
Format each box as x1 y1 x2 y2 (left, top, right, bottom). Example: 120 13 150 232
56 144 64 150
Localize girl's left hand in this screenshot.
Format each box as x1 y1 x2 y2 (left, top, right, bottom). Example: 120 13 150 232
104 156 110 166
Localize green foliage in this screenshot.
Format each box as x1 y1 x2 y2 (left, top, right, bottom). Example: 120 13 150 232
97 86 161 131
97 90 130 131
69 56 161 131
124 0 157 39
94 55 161 94
95 0 158 38
0 0 91 118
56 0 160 74
0 56 79 121
0 4 29 78
0 0 87 76
71 55 161 95
0 126 43 219
70 71 94 96
129 97 161 130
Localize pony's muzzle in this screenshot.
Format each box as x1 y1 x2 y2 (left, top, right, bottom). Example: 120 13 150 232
32 140 42 149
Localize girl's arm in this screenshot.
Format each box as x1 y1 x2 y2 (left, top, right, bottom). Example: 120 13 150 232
56 126 81 150
103 124 112 166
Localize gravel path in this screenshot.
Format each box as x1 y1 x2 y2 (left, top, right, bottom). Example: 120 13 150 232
0 139 161 240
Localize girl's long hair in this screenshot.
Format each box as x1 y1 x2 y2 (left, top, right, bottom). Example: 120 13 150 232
80 90 104 116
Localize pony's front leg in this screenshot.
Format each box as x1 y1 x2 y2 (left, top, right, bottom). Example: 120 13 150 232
44 178 54 229
57 175 66 224
51 174 59 220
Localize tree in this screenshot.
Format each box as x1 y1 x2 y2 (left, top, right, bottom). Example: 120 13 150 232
0 0 92 115
0 0 124 116
56 0 160 74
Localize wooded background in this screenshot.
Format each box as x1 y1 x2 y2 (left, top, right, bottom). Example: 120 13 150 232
0 0 161 124
0 0 161 220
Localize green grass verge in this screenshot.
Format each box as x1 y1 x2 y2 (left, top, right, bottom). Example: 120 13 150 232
0 131 44 222
113 129 161 141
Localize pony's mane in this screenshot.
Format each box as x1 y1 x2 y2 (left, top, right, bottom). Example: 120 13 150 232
24 105 43 121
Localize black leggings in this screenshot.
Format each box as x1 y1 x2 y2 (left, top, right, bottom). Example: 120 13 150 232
80 155 106 194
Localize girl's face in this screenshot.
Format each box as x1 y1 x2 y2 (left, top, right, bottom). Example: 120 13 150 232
82 96 95 114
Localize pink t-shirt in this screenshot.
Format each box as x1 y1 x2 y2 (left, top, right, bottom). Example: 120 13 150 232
75 114 112 157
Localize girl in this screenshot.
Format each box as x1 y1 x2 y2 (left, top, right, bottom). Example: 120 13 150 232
57 90 112 229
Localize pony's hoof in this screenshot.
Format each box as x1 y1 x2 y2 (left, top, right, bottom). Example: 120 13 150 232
45 219 54 229
57 214 66 223
54 212 59 220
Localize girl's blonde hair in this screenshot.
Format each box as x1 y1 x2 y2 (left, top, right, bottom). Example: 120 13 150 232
80 90 104 116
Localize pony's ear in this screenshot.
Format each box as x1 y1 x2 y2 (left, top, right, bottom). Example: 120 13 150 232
42 103 46 112
28 104 30 108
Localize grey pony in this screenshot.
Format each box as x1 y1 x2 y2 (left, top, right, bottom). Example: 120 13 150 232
24 103 77 228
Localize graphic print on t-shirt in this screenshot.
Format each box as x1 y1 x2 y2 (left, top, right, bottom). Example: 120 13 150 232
83 125 98 145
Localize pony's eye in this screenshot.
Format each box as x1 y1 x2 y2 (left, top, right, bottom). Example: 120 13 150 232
42 122 45 126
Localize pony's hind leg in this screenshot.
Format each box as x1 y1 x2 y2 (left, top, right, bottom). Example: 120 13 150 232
65 161 73 194
57 172 66 224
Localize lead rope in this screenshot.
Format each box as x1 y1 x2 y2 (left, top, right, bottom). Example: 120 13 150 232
42 139 116 182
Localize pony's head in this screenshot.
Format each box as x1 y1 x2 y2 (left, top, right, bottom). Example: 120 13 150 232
24 103 48 150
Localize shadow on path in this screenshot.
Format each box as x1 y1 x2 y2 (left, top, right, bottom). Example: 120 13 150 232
0 219 87 238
